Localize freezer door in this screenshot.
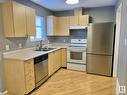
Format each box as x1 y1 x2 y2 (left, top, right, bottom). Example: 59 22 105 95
87 54 113 76
87 23 114 55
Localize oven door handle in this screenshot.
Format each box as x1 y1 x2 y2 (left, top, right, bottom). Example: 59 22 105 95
67 49 86 52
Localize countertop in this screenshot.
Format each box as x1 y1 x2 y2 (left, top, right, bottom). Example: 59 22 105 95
3 43 69 61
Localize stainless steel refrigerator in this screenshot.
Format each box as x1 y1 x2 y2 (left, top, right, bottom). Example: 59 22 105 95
86 22 115 77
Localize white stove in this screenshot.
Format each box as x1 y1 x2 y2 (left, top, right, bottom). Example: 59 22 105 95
67 39 87 72
69 39 87 46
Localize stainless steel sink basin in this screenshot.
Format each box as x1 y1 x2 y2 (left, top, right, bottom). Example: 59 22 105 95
35 48 56 52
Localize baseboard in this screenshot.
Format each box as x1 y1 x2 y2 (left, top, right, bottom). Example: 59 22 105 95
116 78 120 95
0 90 8 95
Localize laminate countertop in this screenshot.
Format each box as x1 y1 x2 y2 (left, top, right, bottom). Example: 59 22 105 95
3 43 69 61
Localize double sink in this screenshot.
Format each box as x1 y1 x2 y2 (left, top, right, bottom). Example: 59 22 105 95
35 47 56 52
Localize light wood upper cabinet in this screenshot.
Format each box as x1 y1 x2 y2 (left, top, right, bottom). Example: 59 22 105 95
47 16 57 36
79 15 89 26
69 15 89 26
13 1 27 37
2 0 14 37
56 17 70 36
69 16 79 26
61 49 67 67
26 6 36 36
2 1 36 37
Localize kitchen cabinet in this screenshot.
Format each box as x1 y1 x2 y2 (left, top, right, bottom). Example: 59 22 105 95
47 16 69 36
47 16 57 36
26 6 36 36
4 59 35 95
2 1 36 37
61 49 67 67
47 15 89 36
69 16 79 26
48 52 55 76
48 49 62 76
54 49 61 70
56 17 70 36
69 15 89 26
79 15 89 26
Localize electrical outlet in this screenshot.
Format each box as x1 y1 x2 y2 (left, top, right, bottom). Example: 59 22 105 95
64 39 66 43
18 43 22 48
119 86 126 94
5 45 10 51
124 38 127 46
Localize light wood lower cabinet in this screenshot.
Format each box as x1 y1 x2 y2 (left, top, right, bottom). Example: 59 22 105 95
61 49 67 67
48 52 55 76
48 49 62 76
48 49 67 76
4 59 35 95
4 49 67 94
24 59 35 94
54 49 62 71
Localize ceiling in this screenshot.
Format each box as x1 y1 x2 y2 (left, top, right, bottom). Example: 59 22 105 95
30 0 117 11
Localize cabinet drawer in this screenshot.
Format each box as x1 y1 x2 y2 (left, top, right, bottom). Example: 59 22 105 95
24 59 34 75
25 68 34 75
24 59 35 94
24 59 34 69
25 71 34 81
25 79 35 94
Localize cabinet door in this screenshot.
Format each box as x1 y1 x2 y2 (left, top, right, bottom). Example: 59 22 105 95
69 16 79 26
55 49 61 70
13 1 27 37
2 0 15 37
48 52 55 76
79 15 89 26
26 6 36 36
24 59 35 94
61 49 67 67
56 17 69 36
47 16 57 36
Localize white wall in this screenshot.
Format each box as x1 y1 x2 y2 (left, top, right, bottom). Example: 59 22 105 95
113 3 122 77
115 0 127 93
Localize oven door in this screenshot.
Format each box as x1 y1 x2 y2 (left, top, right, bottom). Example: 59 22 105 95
67 49 86 64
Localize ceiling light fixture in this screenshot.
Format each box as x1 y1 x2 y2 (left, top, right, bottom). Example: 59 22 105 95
66 0 79 5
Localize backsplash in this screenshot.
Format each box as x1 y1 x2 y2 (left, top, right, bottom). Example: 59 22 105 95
48 29 88 43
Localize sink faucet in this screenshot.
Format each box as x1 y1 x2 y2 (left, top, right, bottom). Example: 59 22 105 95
36 40 43 51
39 40 43 50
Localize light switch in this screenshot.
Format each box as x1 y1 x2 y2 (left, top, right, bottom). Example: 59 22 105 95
64 39 66 43
5 45 10 51
124 38 127 46
18 43 22 48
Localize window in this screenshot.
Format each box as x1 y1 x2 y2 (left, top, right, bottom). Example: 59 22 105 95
30 16 46 41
